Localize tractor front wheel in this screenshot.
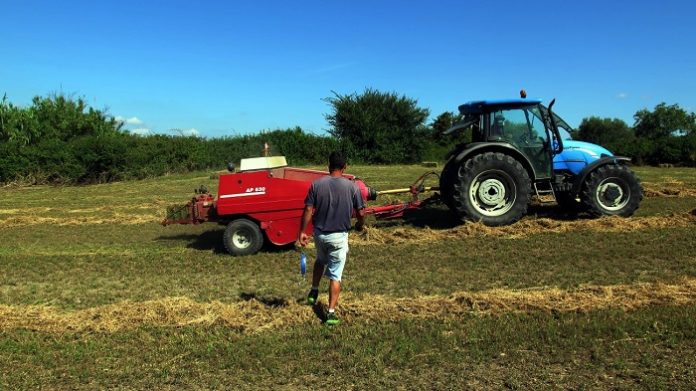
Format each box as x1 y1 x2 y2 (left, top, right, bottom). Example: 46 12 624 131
453 152 531 226
223 218 264 256
581 165 642 217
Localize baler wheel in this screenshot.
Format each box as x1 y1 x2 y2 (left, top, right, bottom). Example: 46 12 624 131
223 218 264 256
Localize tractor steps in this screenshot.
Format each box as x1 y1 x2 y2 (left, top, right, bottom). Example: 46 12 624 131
534 182 557 203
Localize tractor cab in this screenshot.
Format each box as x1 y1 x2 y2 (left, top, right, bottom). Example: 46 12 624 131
452 98 563 180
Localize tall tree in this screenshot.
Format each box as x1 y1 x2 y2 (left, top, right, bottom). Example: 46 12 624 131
576 116 634 154
633 103 695 140
633 103 696 164
325 88 430 164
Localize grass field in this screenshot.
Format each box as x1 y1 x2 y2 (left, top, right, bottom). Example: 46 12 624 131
0 165 694 389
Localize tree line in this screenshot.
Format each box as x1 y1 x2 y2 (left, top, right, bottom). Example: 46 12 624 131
1 91 694 185
572 103 696 165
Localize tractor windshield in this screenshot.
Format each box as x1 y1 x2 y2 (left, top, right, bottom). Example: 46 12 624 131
541 105 574 140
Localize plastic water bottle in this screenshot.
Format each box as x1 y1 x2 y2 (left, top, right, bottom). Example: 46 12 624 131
300 252 307 277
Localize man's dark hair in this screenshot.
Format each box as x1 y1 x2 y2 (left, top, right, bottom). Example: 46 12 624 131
329 151 347 171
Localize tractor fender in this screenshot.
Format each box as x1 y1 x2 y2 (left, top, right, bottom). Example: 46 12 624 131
443 121 473 135
570 156 632 197
452 142 537 181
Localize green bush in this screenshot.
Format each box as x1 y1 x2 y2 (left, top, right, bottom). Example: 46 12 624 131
0 93 342 184
2 93 695 186
325 88 431 164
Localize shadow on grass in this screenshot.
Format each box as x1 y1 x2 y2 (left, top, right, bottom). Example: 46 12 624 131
156 229 301 257
239 292 289 308
526 203 595 221
155 229 228 254
373 203 594 230
156 204 598 253
312 303 327 323
238 293 326 323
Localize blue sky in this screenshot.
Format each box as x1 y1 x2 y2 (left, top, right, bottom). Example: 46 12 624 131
2 0 695 137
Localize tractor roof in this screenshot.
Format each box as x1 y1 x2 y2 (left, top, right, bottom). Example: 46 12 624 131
458 98 542 115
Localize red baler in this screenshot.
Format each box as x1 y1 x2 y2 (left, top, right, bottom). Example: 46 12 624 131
163 157 437 255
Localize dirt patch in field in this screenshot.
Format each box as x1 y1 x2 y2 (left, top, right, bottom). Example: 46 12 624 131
353 212 695 244
1 278 695 334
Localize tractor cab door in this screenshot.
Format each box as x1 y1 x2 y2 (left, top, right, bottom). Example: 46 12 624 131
486 105 553 179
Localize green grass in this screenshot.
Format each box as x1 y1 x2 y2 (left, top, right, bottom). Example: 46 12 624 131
0 165 695 389
2 305 695 389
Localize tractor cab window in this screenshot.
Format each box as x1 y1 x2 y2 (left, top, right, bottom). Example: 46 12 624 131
487 106 552 178
487 106 548 146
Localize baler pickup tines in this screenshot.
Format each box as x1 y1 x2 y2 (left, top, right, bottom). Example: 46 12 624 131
161 193 215 226
364 171 441 219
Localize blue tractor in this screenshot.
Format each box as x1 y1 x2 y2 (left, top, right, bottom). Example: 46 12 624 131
439 93 643 226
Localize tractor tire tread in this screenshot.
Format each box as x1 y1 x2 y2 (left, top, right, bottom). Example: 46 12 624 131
452 152 531 226
580 164 643 217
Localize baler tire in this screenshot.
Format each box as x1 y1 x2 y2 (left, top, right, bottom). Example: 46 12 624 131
581 164 642 217
453 152 531 226
223 218 264 256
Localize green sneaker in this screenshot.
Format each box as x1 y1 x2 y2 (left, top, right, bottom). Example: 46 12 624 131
326 311 340 326
307 288 318 305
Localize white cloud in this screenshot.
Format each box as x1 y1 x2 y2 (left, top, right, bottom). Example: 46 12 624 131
180 128 200 137
114 115 144 126
126 116 143 125
129 128 152 136
171 128 200 137
617 92 628 99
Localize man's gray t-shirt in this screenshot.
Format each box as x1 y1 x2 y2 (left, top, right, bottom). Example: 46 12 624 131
304 176 365 233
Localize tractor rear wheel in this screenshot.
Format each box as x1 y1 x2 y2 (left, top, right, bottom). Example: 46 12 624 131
223 218 264 256
453 152 531 226
439 160 458 210
581 164 642 217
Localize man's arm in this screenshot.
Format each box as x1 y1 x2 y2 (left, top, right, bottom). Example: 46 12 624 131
355 207 366 231
353 184 366 231
298 205 313 246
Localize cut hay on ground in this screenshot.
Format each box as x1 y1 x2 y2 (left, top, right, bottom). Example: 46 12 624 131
1 278 695 334
353 211 695 245
643 181 696 197
0 213 162 227
1 178 693 227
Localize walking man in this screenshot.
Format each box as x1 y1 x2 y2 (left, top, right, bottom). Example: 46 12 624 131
298 152 365 325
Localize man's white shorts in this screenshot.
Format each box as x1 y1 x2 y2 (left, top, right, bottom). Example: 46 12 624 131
313 230 349 282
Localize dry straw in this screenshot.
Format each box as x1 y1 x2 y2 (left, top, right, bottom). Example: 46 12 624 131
1 278 695 334
1 179 693 228
642 180 696 198
353 211 695 245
